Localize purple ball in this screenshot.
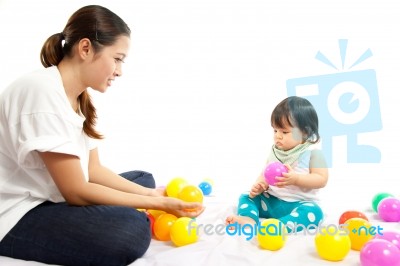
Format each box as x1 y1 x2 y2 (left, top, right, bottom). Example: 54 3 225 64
263 161 288 186
377 197 400 222
360 239 400 266
374 231 400 250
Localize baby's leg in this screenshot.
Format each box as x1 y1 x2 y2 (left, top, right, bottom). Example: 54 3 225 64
279 201 324 233
226 193 262 226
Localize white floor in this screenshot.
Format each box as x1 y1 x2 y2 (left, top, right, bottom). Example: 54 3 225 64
1 185 399 266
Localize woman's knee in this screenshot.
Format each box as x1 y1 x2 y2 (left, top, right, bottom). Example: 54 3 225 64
101 208 152 264
119 170 156 188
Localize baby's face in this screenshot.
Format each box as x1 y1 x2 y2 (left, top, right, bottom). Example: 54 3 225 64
273 125 305 151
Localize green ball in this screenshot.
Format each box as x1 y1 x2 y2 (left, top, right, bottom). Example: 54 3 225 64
372 192 394 212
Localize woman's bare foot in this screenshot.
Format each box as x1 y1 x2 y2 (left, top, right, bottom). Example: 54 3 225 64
225 215 256 230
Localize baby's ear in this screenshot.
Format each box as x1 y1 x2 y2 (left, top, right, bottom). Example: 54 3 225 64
303 126 312 138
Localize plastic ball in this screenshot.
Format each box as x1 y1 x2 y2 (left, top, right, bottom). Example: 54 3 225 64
372 192 394 212
145 211 155 236
374 231 400 250
264 161 288 186
198 181 212 196
170 217 199 247
360 239 400 266
377 197 400 222
315 227 351 261
166 177 188 198
153 213 178 241
339 210 369 225
345 217 374 251
257 218 287 251
178 185 204 204
146 209 166 220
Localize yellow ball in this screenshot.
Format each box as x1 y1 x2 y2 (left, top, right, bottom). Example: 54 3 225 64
166 177 188 198
177 185 204 204
257 218 287 251
170 217 199 247
315 227 351 261
345 217 373 251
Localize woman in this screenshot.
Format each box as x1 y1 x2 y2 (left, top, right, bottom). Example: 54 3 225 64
0 5 203 266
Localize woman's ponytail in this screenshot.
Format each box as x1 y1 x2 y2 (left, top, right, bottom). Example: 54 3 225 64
40 33 64 67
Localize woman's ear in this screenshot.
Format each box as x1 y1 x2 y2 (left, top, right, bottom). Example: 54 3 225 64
77 38 92 60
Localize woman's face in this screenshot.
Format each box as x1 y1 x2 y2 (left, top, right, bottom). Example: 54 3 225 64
273 122 305 151
85 35 130 93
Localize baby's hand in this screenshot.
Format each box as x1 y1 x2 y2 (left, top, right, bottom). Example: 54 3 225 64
275 164 298 187
249 181 268 198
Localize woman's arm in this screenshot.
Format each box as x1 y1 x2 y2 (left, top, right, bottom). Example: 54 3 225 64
38 151 204 217
88 148 159 197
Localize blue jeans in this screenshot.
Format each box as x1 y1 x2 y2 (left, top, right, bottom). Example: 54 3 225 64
0 170 155 266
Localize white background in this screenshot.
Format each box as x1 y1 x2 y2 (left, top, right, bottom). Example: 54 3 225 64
1 0 399 208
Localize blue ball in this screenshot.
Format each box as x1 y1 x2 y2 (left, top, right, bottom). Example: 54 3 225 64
198 181 212 196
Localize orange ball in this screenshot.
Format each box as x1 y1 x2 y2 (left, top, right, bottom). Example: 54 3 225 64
153 213 178 241
146 209 166 220
339 210 368 225
178 185 204 204
145 212 155 236
344 217 373 251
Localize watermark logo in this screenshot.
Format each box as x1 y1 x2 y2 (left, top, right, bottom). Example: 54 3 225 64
286 39 382 167
187 220 384 241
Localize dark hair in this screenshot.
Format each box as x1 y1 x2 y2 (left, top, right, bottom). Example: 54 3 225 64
40 5 131 139
271 96 320 143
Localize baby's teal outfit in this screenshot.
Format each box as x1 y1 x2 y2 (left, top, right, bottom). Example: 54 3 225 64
237 142 324 232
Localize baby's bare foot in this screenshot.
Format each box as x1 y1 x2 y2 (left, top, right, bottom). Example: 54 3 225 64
225 215 256 230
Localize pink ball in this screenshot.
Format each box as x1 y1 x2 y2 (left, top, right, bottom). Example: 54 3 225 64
374 231 400 250
377 198 400 222
264 161 288 186
360 239 400 266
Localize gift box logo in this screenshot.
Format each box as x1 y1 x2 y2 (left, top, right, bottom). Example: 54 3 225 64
286 39 382 167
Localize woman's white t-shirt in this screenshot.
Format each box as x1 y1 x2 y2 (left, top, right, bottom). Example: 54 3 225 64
0 66 96 241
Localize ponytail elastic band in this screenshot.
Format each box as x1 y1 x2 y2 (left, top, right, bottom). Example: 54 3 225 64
60 32 66 48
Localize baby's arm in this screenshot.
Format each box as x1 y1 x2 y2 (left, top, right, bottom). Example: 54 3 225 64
276 150 328 189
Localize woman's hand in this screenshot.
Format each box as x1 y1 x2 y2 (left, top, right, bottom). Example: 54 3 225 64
163 197 205 218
